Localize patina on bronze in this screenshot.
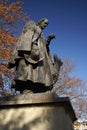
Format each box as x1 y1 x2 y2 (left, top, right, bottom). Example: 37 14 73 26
8 18 63 93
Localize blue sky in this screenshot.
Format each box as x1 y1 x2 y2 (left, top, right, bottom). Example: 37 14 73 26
14 0 87 83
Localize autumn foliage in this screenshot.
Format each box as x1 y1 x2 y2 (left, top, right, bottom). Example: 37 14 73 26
0 0 28 87
0 0 28 27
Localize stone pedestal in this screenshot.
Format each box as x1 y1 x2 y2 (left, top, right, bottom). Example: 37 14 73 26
0 92 76 130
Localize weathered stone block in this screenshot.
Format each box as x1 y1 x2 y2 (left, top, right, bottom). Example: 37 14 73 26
0 92 76 130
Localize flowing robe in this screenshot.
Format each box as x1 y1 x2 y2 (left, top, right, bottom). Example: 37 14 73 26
9 21 57 90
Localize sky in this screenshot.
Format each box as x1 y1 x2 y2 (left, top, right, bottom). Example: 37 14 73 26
13 0 87 84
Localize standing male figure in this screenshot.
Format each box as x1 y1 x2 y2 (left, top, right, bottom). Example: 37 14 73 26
8 18 62 93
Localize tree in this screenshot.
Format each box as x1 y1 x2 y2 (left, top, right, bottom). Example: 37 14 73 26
54 58 87 120
0 0 29 92
0 0 87 121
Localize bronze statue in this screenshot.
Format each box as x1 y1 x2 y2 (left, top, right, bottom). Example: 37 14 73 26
8 18 63 94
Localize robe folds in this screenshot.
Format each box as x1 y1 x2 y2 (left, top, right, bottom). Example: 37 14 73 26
9 21 57 89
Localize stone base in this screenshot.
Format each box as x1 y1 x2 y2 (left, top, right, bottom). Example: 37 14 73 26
0 92 77 130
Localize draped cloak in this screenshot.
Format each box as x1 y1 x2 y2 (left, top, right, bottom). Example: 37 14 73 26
9 21 57 89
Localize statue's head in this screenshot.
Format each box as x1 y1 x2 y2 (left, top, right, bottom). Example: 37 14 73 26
37 18 48 29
